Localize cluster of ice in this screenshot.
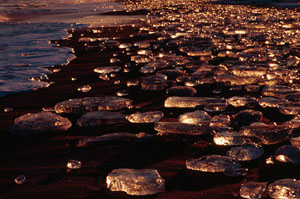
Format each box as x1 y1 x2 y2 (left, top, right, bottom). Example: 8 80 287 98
54 97 132 114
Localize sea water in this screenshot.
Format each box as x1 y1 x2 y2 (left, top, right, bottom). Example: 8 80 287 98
0 0 125 97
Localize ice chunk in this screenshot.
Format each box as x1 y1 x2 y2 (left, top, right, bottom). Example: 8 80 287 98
204 102 227 113
94 66 121 74
77 132 152 147
11 112 72 135
240 182 267 199
14 175 26 184
215 74 259 86
126 111 164 123
154 122 210 135
67 160 81 169
275 145 300 164
284 116 300 129
131 55 151 64
240 125 292 145
279 102 300 115
290 137 300 147
179 110 211 125
213 131 262 146
262 85 298 99
166 86 197 96
232 110 263 126
210 115 231 131
116 90 129 97
258 97 287 108
245 85 260 92
77 85 91 93
186 155 242 173
77 111 126 127
231 66 266 77
164 97 222 108
141 75 167 91
4 107 13 112
226 144 264 161
137 49 152 56
227 96 257 108
139 65 156 74
106 168 165 195
187 49 212 57
54 97 132 114
268 179 300 199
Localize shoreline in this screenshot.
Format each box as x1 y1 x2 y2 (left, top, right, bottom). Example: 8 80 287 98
1 1 300 199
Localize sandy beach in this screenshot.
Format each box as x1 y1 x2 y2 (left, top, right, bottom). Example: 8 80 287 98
1 1 300 198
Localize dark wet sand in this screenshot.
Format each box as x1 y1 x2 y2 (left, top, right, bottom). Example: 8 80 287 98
0 16 299 199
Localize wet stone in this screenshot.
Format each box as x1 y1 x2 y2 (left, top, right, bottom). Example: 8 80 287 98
77 111 126 127
67 160 82 169
166 86 197 96
268 179 300 199
186 155 243 174
275 145 300 164
179 110 211 125
226 144 264 161
14 175 26 184
54 97 132 114
126 111 164 123
106 168 165 196
213 131 262 146
154 122 210 135
240 182 267 199
77 132 152 147
10 111 72 136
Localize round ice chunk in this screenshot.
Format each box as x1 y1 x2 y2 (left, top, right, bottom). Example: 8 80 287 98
106 168 165 195
11 111 72 135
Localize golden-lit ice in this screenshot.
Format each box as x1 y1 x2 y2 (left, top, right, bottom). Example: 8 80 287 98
106 168 165 195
